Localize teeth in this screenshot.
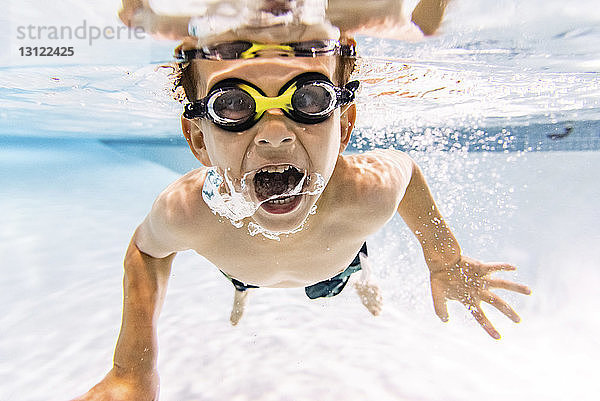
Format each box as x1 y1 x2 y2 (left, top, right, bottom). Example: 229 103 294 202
267 195 297 205
259 165 294 174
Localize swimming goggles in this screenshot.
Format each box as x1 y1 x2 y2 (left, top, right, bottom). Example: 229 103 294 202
183 72 359 132
175 39 356 61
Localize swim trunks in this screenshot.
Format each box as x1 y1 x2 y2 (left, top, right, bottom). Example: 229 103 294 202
221 242 368 299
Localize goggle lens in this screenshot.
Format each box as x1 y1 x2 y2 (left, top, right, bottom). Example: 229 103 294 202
210 88 255 123
209 42 254 59
288 40 337 55
291 82 334 117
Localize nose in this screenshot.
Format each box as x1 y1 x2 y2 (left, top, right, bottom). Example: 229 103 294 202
253 109 296 147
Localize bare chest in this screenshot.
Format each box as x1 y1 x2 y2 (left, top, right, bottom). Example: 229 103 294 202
194 218 368 288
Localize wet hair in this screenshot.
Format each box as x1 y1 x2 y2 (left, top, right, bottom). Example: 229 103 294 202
167 50 357 103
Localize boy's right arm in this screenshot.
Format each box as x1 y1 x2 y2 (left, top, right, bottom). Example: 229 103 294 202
71 236 175 401
71 179 199 400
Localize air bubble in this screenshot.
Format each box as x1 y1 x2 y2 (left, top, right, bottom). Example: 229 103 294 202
201 167 326 240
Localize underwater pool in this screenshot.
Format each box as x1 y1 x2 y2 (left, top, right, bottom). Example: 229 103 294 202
1 1 599 400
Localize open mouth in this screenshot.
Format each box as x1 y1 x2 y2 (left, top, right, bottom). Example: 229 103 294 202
253 165 305 214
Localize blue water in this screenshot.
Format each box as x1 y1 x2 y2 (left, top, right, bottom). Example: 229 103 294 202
1 1 600 400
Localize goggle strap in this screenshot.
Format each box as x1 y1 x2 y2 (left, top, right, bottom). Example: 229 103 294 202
336 80 360 107
339 44 357 57
183 99 207 119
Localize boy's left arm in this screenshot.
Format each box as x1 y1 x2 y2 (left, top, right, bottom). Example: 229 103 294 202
396 155 531 339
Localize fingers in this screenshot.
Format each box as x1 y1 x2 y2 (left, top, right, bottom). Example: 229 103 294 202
483 263 517 272
481 291 521 323
488 278 532 295
431 285 449 322
118 0 145 27
469 304 501 340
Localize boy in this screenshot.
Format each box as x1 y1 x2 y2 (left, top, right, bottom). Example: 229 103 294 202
73 2 530 401
73 49 530 401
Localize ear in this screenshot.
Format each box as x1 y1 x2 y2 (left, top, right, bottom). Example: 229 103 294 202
181 116 211 166
339 103 356 153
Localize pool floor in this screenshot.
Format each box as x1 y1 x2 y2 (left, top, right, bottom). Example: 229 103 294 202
1 138 599 401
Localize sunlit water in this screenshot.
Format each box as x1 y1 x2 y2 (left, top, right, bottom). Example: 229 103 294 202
1 0 600 400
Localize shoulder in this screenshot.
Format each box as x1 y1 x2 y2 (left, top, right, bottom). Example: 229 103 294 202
135 168 215 258
326 149 414 224
153 168 207 219
340 149 414 198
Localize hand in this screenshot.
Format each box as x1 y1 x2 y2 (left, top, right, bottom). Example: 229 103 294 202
118 0 190 40
429 256 531 339
70 367 159 401
118 0 146 28
327 0 448 39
